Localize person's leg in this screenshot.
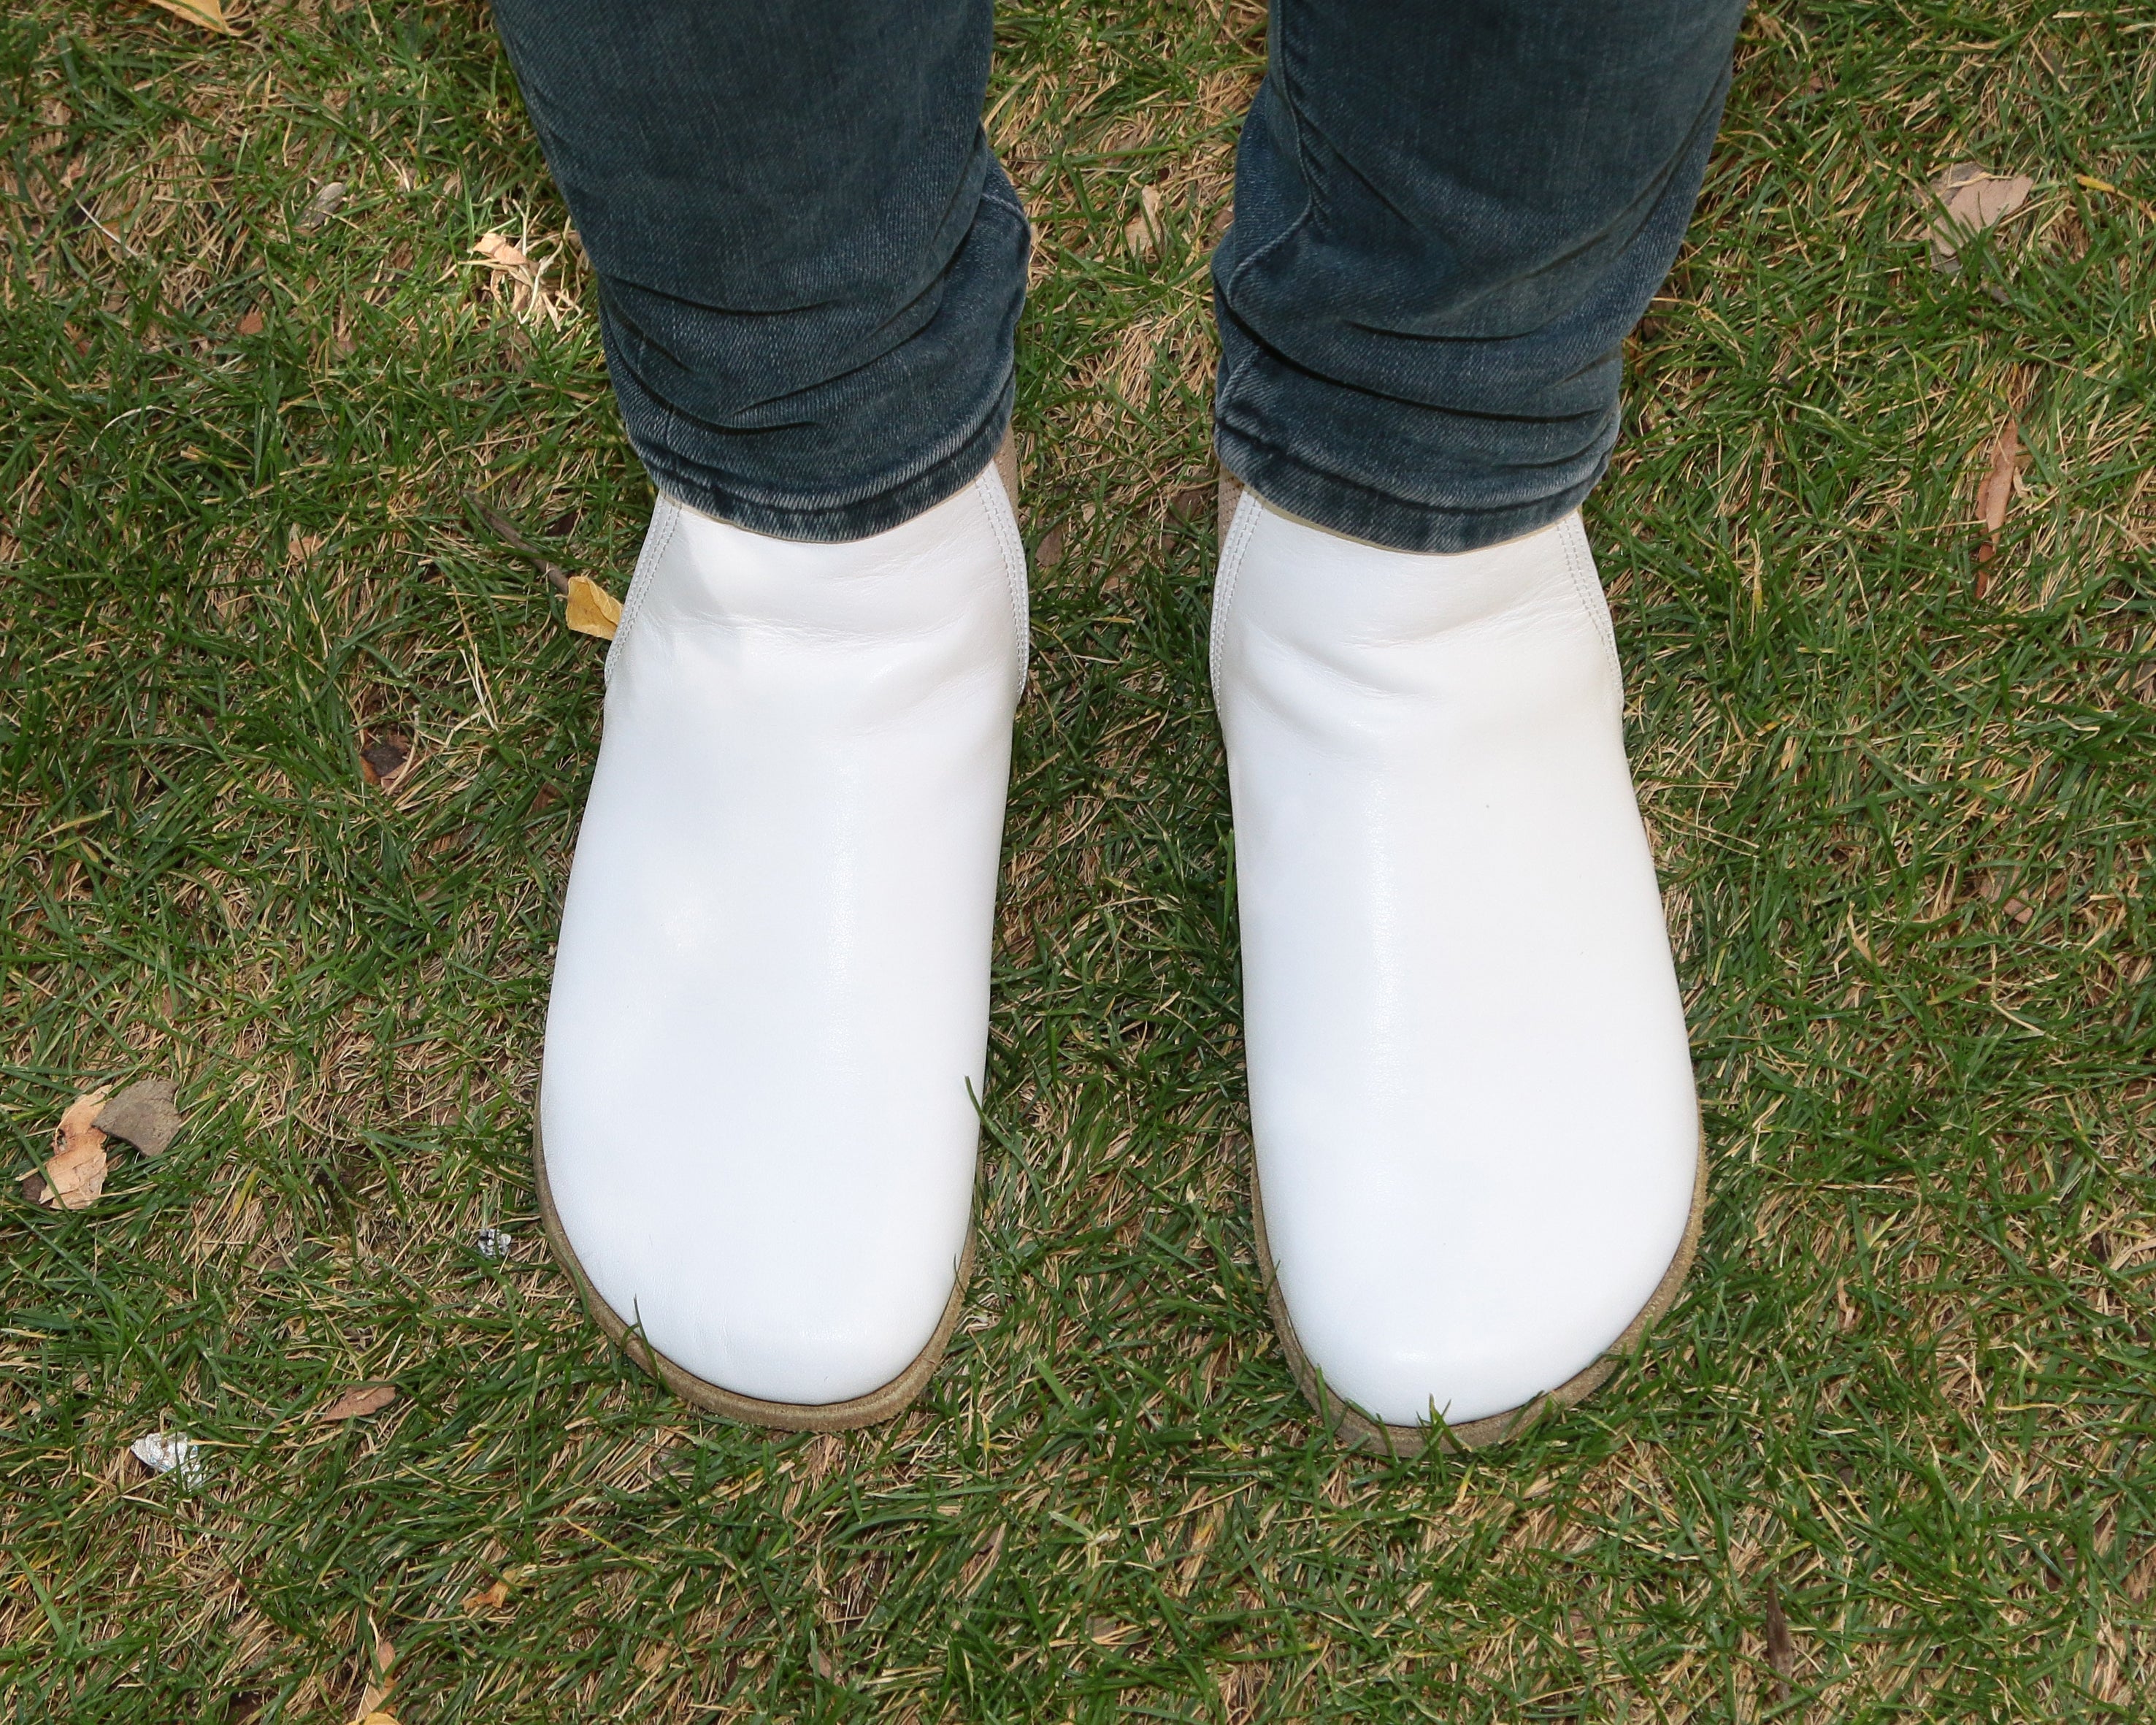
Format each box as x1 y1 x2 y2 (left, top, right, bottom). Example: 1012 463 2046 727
500 1 1030 1428
1214 0 1746 554
1210 1 1745 1453
491 0 1026 540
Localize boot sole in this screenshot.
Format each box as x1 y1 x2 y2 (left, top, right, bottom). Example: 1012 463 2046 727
533 1122 974 1432
1252 1130 1706 1456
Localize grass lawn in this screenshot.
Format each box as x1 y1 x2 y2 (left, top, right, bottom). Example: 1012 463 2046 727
5 0 2155 1718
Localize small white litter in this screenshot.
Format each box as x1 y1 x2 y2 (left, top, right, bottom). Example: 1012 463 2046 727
476 1227 513 1260
130 1431 205 1488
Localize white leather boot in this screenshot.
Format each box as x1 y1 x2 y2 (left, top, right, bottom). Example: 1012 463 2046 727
1212 483 1703 1454
537 451 1027 1429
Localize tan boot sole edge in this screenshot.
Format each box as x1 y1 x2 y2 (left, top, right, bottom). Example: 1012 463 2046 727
1217 466 1705 1454
527 436 1013 1434
1252 1133 1707 1457
533 1122 975 1433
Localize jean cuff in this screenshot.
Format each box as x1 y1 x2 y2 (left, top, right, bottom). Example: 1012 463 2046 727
632 377 1015 545
1213 423 1602 556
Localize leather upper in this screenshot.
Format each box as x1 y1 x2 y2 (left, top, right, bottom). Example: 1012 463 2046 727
1213 494 1698 1428
541 471 1026 1405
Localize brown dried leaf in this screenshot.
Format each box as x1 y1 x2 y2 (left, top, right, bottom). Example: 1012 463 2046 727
237 306 264 337
318 1382 398 1421
358 730 411 787
298 181 346 234
475 231 534 275
1973 415 2026 596
1927 163 2034 270
96 1077 183 1157
1763 1576 1795 1697
353 1622 397 1720
475 232 559 324
25 1088 111 1210
147 0 236 35
1977 418 2020 536
461 1579 510 1613
1124 185 1166 258
564 574 622 640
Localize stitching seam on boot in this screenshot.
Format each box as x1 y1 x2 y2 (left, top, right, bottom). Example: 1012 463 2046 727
605 497 682 684
1559 513 1624 697
1209 489 1262 696
975 468 1030 676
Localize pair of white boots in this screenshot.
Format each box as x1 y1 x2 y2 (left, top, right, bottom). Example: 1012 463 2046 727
537 454 1700 1454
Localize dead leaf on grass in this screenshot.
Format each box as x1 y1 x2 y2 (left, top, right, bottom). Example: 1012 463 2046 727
1927 163 2034 272
147 0 236 35
1124 185 1167 258
461 1579 510 1613
358 730 412 788
22 1087 111 1209
474 231 566 325
318 1383 398 1421
353 1621 397 1721
1763 1575 1795 1700
237 306 264 337
299 181 346 234
475 231 530 271
1978 418 2021 538
1973 413 2029 596
96 1076 183 1157
564 574 622 640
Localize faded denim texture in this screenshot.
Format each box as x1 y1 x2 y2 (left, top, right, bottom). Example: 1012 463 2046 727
491 0 1027 542
493 0 1745 551
1215 0 1749 551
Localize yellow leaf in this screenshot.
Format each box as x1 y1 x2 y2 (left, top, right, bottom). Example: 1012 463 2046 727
564 575 622 640
147 0 236 34
2076 174 2118 194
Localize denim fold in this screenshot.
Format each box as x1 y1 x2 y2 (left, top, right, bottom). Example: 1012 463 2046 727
491 0 1746 551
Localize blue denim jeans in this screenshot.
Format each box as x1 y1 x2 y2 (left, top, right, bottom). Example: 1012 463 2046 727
491 0 1746 552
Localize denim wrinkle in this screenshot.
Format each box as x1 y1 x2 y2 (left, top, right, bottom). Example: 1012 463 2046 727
491 0 1025 541
491 0 1744 551
1213 0 1748 551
